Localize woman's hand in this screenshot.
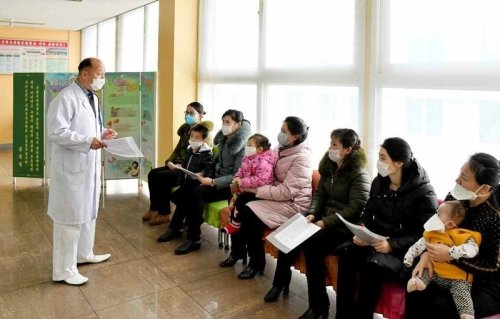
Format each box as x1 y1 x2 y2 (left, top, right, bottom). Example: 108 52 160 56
315 220 325 229
232 177 241 187
412 251 434 278
305 215 315 223
166 161 178 170
427 243 452 262
353 235 370 246
198 177 213 186
371 239 392 253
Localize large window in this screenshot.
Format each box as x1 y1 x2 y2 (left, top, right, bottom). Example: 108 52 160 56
376 0 500 197
81 1 159 72
200 0 500 197
199 0 363 166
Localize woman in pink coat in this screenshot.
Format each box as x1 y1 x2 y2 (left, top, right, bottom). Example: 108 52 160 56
234 116 313 279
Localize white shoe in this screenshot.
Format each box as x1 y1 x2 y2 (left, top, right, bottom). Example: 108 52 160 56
53 273 88 286
78 254 111 264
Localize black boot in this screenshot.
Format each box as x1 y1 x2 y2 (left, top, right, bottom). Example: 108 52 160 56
219 255 247 267
157 229 182 242
264 285 289 302
298 308 329 319
174 239 201 255
237 265 264 279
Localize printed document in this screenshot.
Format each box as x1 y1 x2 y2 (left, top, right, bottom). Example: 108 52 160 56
336 213 388 243
104 137 144 158
266 214 321 254
175 166 201 179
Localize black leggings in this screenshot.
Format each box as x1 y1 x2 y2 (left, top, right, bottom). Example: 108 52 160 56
147 166 181 215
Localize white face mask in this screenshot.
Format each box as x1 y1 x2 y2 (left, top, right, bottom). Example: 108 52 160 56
450 183 481 201
423 214 445 232
221 124 233 136
90 78 105 91
376 160 392 177
277 132 289 147
244 146 257 157
328 149 342 163
188 140 203 149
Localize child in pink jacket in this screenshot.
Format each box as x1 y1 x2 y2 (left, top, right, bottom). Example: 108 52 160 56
222 134 276 234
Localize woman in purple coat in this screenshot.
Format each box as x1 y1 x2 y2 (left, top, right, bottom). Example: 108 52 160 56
231 116 313 279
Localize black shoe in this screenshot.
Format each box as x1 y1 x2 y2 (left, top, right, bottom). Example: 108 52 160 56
264 285 289 302
157 229 182 242
174 239 201 255
298 308 329 319
237 265 263 279
218 255 247 267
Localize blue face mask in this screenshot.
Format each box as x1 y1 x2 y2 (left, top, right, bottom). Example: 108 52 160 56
277 132 289 147
185 114 196 125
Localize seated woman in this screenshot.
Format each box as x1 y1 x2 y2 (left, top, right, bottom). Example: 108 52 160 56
405 153 500 319
157 109 251 255
264 129 371 319
334 137 437 319
230 116 313 279
142 102 213 226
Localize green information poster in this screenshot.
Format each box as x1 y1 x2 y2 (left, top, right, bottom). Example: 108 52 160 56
140 72 156 182
13 73 45 178
103 72 141 179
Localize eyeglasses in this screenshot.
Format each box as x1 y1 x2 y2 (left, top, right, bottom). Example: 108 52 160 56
184 111 197 116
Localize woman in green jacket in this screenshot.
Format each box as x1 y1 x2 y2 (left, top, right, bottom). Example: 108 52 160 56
264 129 371 317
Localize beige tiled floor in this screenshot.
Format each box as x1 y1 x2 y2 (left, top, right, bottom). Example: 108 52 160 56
0 149 337 319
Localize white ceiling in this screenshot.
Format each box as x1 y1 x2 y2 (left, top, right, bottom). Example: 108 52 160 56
0 0 157 31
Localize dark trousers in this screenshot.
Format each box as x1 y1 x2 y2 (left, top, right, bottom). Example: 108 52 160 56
405 277 500 319
335 244 400 319
238 195 266 270
169 184 231 241
229 192 256 259
303 228 348 313
270 227 347 312
147 166 181 215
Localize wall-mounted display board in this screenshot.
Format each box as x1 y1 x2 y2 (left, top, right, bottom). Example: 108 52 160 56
0 38 68 74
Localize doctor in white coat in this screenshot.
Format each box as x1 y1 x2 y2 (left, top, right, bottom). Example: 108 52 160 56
47 57 117 285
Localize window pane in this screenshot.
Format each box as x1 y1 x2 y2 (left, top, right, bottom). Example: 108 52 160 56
202 0 259 71
118 8 145 71
380 88 500 198
265 85 360 167
81 25 97 58
388 0 500 64
266 0 355 67
144 1 159 71
199 83 257 132
98 18 116 72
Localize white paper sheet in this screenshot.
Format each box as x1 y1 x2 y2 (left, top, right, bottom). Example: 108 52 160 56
266 214 321 254
336 213 388 243
175 166 201 179
104 137 144 158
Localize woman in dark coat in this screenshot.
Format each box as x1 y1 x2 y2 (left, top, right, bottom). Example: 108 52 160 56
334 137 437 319
264 129 371 319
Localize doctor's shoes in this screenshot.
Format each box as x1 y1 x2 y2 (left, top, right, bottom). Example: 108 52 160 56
53 273 88 286
77 254 111 264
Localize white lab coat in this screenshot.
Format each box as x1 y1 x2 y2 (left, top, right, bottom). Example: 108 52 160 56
47 81 103 225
